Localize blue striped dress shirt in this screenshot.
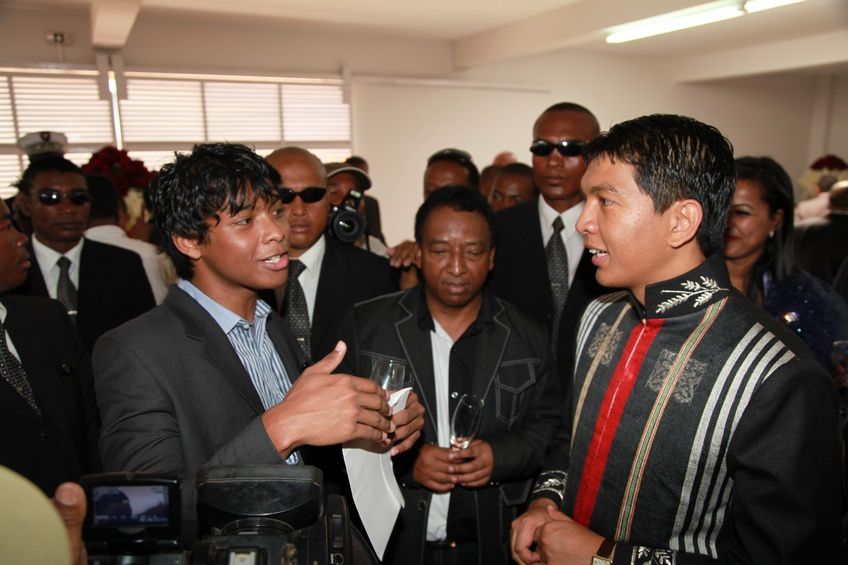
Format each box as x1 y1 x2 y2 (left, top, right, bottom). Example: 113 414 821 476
177 279 299 464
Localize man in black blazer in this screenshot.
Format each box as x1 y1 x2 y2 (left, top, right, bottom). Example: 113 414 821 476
265 147 398 364
0 199 99 497
339 187 562 565
9 155 155 350
93 143 423 543
489 103 606 384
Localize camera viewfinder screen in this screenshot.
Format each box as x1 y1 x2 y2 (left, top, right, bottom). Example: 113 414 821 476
92 485 169 527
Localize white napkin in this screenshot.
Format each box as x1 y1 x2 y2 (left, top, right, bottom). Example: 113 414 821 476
342 387 411 560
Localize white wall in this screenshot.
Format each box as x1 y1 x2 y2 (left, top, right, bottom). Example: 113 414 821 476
361 51 819 243
829 73 848 157
1 4 842 245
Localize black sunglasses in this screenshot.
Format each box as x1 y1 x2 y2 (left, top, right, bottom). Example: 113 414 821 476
279 187 327 204
36 188 91 207
530 139 587 158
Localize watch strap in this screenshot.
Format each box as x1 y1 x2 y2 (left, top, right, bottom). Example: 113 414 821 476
596 538 616 558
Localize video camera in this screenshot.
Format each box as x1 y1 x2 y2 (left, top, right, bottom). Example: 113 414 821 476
81 466 365 565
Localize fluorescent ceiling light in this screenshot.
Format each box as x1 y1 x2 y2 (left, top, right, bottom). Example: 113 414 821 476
605 0 806 44
606 3 744 44
743 0 805 13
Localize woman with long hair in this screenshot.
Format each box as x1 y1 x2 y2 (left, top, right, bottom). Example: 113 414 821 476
725 156 848 368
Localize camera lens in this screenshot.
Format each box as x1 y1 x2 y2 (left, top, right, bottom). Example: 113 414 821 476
329 208 365 243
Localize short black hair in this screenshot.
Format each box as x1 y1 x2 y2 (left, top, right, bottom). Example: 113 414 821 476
499 162 535 183
539 102 601 137
147 143 282 280
735 156 795 298
584 114 735 257
480 165 500 183
427 148 480 189
414 185 496 247
15 155 84 195
86 174 121 221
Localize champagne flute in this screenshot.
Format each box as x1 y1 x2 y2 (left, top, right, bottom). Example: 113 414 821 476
370 357 408 392
450 394 483 450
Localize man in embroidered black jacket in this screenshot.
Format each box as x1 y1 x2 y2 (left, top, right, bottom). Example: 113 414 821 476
510 115 846 564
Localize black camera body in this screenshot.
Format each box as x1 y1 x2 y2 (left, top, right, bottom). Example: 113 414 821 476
327 187 366 244
81 466 355 565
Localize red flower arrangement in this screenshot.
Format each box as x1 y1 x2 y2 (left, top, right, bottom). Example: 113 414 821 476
81 145 154 196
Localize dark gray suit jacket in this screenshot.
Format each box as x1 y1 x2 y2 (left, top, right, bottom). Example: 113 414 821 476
93 286 305 543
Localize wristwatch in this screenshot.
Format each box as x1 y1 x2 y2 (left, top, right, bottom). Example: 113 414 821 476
591 538 616 565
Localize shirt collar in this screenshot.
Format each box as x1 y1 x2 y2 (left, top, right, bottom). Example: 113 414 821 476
538 198 584 238
31 234 84 268
637 254 732 319
414 285 496 337
295 234 326 273
176 279 270 334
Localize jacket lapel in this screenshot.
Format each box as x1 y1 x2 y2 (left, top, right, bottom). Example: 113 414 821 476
471 296 510 404
311 239 347 359
166 288 265 414
394 290 438 436
1 300 49 423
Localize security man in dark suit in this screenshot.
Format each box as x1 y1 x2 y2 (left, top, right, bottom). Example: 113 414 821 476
489 102 607 384
9 155 155 350
0 198 99 496
264 146 398 364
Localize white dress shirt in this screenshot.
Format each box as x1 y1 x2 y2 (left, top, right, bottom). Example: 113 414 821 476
538 198 584 286
426 318 454 541
31 235 84 299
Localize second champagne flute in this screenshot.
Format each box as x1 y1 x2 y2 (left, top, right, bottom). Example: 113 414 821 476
450 394 483 449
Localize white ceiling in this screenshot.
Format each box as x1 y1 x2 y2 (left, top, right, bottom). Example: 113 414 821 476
7 0 848 75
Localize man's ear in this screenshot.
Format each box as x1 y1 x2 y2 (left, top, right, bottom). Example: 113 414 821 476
15 192 31 218
173 235 202 260
414 243 422 268
667 199 702 249
488 246 496 272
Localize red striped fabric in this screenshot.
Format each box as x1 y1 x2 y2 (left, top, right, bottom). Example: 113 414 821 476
572 318 664 525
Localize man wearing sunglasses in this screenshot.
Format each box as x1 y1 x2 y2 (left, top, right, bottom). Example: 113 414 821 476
489 102 607 387
264 146 403 521
264 147 398 365
10 155 155 351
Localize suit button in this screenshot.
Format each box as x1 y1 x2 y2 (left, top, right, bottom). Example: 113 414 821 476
417 500 427 511
450 391 458 399
38 433 48 440
61 362 73 375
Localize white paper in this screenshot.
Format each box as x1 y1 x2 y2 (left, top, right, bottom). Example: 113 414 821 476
342 387 411 560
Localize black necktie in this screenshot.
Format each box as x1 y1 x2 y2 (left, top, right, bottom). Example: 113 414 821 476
0 317 41 416
283 260 311 361
546 217 569 350
56 256 78 322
